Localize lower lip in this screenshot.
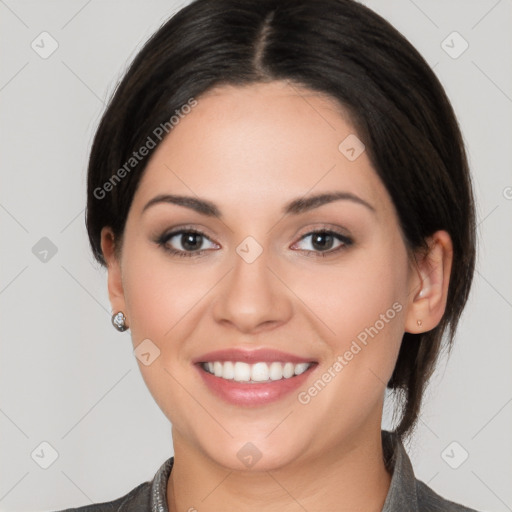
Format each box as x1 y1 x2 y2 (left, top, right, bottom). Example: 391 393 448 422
196 364 315 406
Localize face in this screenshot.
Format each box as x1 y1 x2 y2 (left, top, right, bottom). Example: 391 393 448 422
103 80 423 471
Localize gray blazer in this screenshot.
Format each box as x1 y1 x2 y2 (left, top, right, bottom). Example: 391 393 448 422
55 431 480 511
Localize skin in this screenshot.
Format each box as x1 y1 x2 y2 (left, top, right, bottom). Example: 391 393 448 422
101 80 453 512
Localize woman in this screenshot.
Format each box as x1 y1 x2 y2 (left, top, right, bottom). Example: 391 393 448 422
60 0 479 510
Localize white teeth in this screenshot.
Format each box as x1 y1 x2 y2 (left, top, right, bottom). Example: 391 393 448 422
269 361 283 380
234 362 251 382
213 361 223 377
294 362 309 375
223 361 235 380
283 362 294 378
251 362 270 382
202 361 312 382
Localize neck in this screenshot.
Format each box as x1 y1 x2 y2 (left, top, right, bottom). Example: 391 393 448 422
167 425 391 512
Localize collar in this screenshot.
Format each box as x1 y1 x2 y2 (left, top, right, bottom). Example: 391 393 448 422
381 430 419 510
151 456 173 512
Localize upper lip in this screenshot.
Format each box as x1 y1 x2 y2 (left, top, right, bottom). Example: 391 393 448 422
193 348 316 364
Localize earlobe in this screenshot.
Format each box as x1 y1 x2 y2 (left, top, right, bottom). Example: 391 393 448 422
100 227 127 318
405 230 453 334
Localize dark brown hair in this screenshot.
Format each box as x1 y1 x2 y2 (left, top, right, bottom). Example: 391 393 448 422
85 0 476 438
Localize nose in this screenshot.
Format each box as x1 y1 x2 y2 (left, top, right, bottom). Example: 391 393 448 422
211 244 293 335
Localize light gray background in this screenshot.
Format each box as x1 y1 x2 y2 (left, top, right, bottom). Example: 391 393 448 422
1 1 511 511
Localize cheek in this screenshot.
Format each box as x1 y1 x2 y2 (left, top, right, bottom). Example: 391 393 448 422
272 255 407 453
122 243 211 342
291 242 409 347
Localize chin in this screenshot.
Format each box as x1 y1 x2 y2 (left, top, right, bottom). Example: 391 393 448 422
209 442 306 472
188 423 313 473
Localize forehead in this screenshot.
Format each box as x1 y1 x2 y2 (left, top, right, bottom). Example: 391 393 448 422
131 81 392 217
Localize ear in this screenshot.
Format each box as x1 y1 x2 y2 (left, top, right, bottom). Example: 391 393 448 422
404 230 453 334
100 226 127 323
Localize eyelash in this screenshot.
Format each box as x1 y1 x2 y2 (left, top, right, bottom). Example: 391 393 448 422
156 226 353 259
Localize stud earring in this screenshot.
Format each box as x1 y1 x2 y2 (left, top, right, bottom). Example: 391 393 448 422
417 319 423 328
112 311 128 332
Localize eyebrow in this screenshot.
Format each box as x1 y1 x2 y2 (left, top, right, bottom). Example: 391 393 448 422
141 191 375 218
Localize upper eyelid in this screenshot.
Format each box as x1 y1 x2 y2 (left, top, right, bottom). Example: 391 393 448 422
292 224 352 244
160 225 216 240
160 228 219 246
296 226 350 239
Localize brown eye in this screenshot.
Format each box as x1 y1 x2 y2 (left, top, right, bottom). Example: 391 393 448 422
158 229 219 257
292 230 352 256
180 232 204 251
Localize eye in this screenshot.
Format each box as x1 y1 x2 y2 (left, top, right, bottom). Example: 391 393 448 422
291 229 352 256
157 229 219 257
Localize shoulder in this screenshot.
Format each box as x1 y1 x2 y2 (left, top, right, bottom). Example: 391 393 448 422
416 479 481 512
52 481 151 512
52 457 173 512
381 430 482 512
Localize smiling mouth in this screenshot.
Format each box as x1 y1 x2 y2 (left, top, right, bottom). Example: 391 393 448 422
200 361 314 383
